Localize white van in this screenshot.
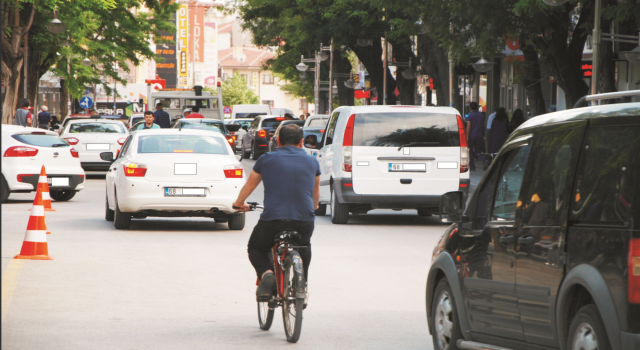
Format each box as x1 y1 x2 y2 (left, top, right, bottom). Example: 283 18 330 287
230 104 271 120
315 105 470 224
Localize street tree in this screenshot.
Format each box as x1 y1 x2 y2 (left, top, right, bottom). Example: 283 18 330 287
220 72 260 106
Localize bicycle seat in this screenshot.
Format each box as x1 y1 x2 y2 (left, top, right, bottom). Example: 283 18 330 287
276 231 301 242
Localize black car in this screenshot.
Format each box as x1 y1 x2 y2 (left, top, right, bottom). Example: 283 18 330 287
268 120 305 152
172 119 241 152
427 100 640 350
241 116 284 160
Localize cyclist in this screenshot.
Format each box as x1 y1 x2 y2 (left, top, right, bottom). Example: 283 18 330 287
136 111 161 130
233 124 320 301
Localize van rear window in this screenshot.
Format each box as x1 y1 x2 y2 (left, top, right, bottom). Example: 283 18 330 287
353 113 459 147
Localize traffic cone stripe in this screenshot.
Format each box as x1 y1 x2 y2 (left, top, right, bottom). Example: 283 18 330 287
39 176 47 183
25 230 48 242
30 205 45 217
42 191 50 200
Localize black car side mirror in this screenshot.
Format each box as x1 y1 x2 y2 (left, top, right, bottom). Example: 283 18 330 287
100 152 114 162
241 125 248 131
440 191 464 223
226 124 241 132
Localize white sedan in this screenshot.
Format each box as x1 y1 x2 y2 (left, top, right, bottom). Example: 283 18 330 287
59 119 128 174
103 129 246 230
1 125 85 202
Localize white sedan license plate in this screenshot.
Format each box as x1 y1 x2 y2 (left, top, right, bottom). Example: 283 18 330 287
86 143 110 150
50 177 70 186
164 188 206 197
388 163 426 172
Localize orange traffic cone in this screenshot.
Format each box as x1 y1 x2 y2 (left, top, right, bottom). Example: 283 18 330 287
14 188 53 260
38 166 55 211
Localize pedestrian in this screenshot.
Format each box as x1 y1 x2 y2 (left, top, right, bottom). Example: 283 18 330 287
465 101 486 171
153 101 171 128
306 112 311 119
13 99 33 127
299 114 306 120
37 106 52 130
50 115 60 130
509 108 525 133
489 108 509 154
182 108 192 118
188 106 204 118
136 111 161 130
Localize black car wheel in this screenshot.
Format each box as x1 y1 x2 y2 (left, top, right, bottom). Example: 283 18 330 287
113 190 132 229
250 143 261 160
1 174 9 203
567 304 611 350
430 279 463 350
242 141 251 159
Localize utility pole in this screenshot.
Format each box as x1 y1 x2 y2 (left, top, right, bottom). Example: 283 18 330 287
591 0 601 96
328 38 333 111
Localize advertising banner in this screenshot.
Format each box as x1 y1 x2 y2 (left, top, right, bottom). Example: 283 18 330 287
178 4 188 87
204 22 217 87
188 4 206 63
155 14 177 88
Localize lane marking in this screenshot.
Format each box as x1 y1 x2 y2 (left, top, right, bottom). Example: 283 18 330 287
2 259 24 322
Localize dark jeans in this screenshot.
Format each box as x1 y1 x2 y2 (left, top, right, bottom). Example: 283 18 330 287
468 137 486 170
248 220 314 281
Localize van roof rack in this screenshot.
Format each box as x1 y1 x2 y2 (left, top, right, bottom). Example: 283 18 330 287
573 89 640 108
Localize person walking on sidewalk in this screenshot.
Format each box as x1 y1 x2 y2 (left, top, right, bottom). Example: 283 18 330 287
13 99 33 127
37 106 52 129
466 102 486 171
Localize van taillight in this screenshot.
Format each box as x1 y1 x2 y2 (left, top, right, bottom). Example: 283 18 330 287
629 238 640 304
342 114 355 172
258 129 267 138
456 115 469 173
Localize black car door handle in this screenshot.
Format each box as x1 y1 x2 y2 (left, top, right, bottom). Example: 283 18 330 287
499 235 515 244
518 236 535 245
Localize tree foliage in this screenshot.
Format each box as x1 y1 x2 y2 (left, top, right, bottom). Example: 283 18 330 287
220 72 260 106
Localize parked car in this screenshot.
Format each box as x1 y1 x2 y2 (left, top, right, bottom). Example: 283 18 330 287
173 118 239 152
59 119 128 173
427 100 640 350
240 116 285 160
230 104 271 120
315 105 469 222
102 129 246 230
268 120 305 152
224 118 254 149
303 114 329 127
1 125 85 202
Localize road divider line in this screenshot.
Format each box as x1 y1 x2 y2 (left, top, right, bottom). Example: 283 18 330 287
1 259 24 322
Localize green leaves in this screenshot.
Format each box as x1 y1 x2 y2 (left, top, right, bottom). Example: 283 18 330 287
220 72 260 106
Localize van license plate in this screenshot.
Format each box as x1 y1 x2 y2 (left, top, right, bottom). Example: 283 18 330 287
164 188 206 197
388 163 426 172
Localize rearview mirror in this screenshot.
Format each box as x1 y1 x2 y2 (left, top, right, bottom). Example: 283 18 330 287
100 152 114 162
241 125 248 131
226 124 241 132
440 191 464 223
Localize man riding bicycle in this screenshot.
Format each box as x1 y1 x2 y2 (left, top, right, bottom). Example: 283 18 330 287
233 124 321 301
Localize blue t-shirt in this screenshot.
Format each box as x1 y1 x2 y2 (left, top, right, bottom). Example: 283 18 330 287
153 109 171 128
253 146 321 222
467 111 485 139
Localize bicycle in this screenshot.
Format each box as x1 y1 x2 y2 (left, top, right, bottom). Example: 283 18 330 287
236 202 307 343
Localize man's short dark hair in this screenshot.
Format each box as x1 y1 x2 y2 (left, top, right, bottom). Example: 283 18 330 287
144 110 154 116
21 99 30 108
469 102 479 111
279 124 303 146
192 106 200 113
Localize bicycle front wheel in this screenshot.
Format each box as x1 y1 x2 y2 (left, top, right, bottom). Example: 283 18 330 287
257 300 274 330
282 253 305 343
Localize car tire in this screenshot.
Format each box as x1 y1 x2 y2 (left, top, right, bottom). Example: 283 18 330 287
50 190 76 201
314 204 327 216
113 191 131 229
330 187 349 224
1 174 9 203
430 279 463 350
242 142 251 159
228 212 245 230
105 193 114 221
566 304 611 350
250 144 260 160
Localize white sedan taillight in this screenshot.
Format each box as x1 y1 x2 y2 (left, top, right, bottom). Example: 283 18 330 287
223 165 243 178
117 138 127 146
4 146 39 157
64 137 79 145
123 163 147 177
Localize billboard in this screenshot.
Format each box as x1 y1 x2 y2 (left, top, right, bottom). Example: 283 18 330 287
188 4 206 63
155 14 177 88
204 22 217 87
178 4 188 87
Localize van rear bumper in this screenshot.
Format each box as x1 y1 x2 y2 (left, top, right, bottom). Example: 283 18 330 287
334 177 462 208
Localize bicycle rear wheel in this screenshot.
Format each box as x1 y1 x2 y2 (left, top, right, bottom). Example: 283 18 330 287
282 252 305 342
257 300 274 330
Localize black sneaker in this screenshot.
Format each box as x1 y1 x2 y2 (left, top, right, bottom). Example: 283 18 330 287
256 272 275 301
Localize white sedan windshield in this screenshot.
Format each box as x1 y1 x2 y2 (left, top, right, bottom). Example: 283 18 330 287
137 135 229 155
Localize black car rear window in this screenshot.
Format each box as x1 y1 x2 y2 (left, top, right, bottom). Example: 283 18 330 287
352 113 459 147
262 119 283 128
13 134 69 147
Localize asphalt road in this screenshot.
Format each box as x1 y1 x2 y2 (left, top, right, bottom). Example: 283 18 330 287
1 159 484 349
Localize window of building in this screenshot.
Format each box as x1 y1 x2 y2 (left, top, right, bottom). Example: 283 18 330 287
300 98 308 110
222 73 228 82
263 74 274 84
262 100 274 108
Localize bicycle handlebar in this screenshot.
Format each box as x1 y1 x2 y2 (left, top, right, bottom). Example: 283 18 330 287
232 202 263 211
